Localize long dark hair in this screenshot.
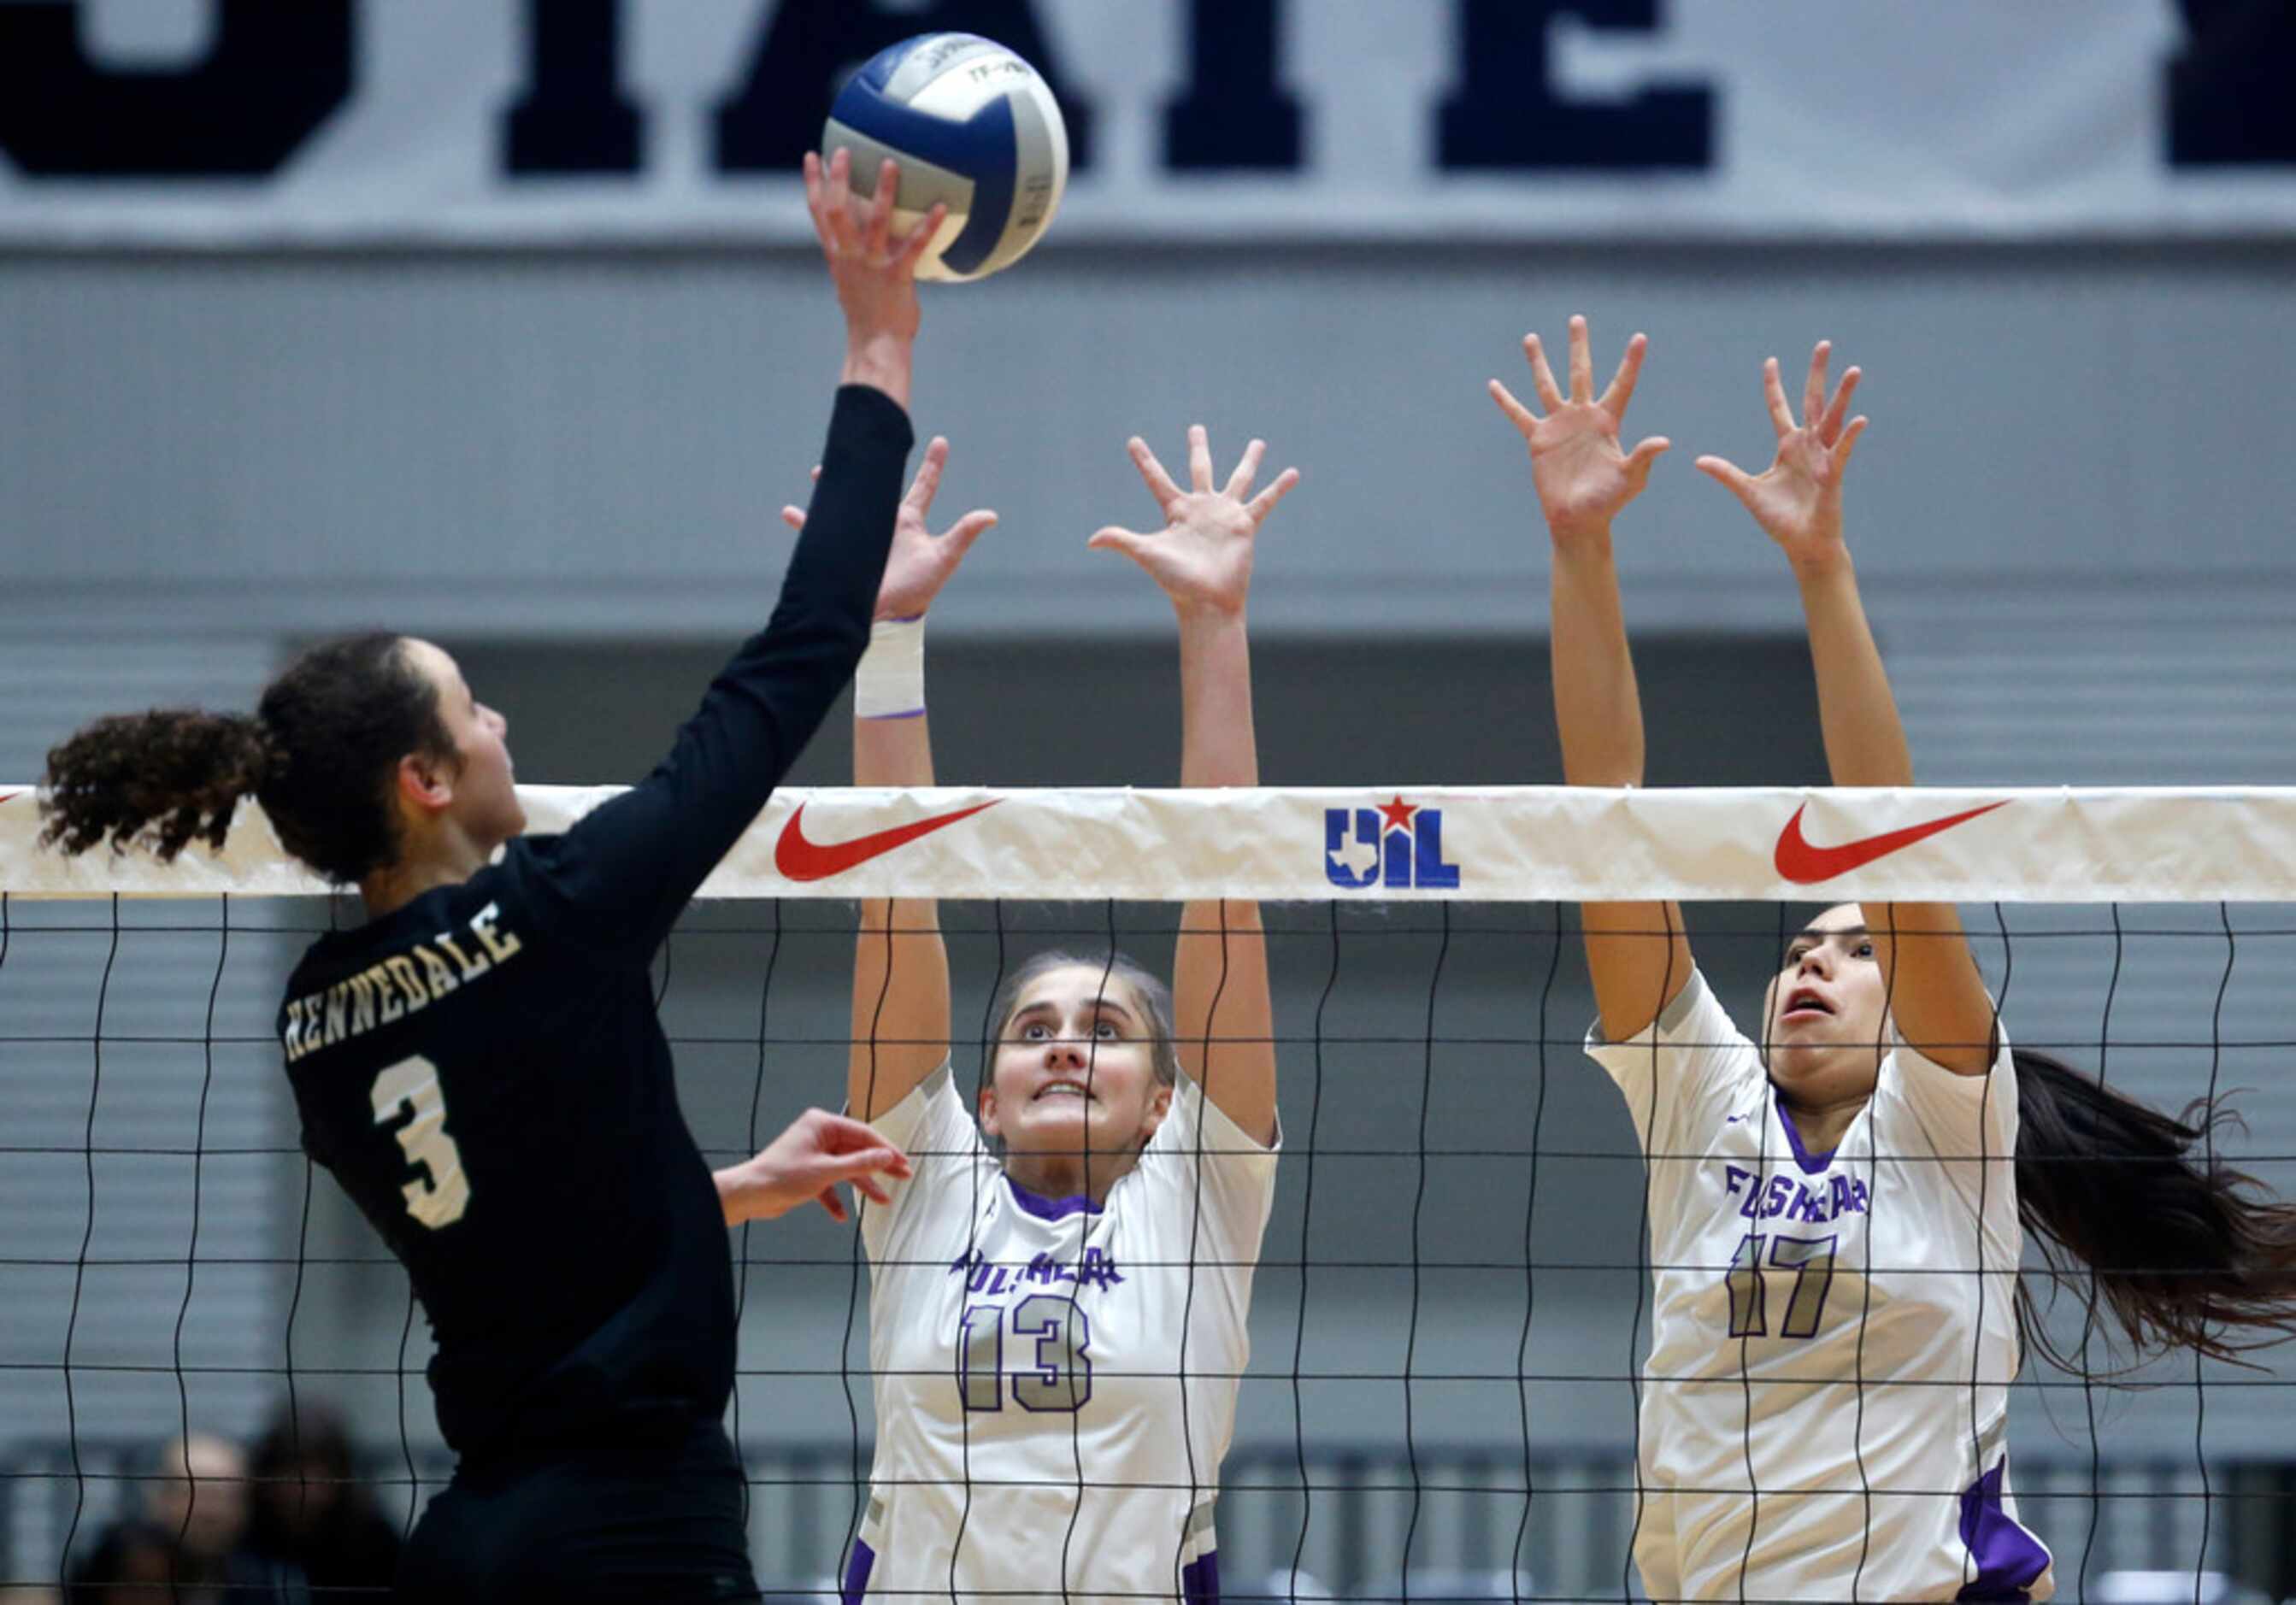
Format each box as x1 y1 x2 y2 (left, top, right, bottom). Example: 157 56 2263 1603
40 632 455 885
2013 1046 2296 1369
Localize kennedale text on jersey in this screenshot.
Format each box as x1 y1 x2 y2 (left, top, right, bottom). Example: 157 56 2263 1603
283 902 525 1063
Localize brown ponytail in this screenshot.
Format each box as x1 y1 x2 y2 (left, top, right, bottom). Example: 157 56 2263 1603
41 632 454 886
2015 1047 2296 1368
41 710 274 862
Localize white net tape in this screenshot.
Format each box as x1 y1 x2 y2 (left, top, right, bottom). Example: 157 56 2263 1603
5 784 2296 902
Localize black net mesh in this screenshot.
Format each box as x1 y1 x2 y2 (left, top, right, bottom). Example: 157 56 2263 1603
4 892 2295 1602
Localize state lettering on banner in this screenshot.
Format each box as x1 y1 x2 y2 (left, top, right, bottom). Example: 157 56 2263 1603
711 0 1095 174
1438 0 1713 172
0 0 353 178
503 0 644 175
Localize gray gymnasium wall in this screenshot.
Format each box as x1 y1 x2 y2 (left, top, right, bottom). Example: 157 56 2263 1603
3 240 2294 1518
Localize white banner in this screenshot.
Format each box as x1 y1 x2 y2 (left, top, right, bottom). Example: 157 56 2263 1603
0 1 2290 246
5 784 2296 902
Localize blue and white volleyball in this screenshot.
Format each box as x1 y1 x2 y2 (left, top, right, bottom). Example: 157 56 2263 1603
821 33 1069 284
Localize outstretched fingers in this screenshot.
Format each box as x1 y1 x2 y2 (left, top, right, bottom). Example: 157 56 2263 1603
1623 436 1672 481
1245 466 1302 525
1693 453 1761 512
943 508 998 561
904 437 950 514
820 148 856 251
1086 523 1152 562
1816 367 1863 447
1566 314 1595 403
1598 332 1651 418
1186 424 1216 493
1762 357 1796 438
1521 332 1565 413
1834 414 1870 467
802 150 824 217
1802 342 1832 435
1127 436 1186 510
1488 377 1539 437
1223 438 1267 502
892 200 947 273
862 158 898 256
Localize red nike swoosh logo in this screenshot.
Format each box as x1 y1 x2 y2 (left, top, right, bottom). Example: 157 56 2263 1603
0 791 20 805
1774 799 2008 884
774 799 1000 883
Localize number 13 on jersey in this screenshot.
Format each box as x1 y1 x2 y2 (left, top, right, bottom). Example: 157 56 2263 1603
957 1296 1093 1412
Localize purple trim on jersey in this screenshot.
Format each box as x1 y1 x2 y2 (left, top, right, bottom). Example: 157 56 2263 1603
841 1537 876 1605
1181 1550 1220 1605
1954 1460 2049 1602
857 707 927 720
1005 1176 1104 1221
1775 1099 1835 1176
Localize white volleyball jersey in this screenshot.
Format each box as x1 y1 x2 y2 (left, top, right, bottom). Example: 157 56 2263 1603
1587 973 2053 1603
851 1063 1280 1605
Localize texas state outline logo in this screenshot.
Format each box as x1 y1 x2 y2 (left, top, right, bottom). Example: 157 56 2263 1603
1324 796 1461 891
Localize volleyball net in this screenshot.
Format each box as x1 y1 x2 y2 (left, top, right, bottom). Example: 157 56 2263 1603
3 784 2295 1602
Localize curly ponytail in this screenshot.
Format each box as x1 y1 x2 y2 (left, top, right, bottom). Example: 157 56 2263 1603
2015 1047 2296 1369
41 632 455 886
40 711 275 862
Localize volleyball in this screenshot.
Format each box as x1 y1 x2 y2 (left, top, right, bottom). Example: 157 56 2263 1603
821 32 1069 284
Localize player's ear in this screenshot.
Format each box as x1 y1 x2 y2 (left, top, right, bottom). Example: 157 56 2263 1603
1139 1079 1174 1142
977 1081 1003 1139
394 750 455 816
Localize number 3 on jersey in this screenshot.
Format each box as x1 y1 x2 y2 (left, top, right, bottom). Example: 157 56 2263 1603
370 1055 471 1229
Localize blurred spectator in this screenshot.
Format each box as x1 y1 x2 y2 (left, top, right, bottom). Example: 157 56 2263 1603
62 1521 170 1602
243 1404 400 1599
68 1433 308 1603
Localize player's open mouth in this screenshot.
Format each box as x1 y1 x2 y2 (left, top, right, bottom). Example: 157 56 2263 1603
1035 1081 1093 1101
1782 988 1834 1020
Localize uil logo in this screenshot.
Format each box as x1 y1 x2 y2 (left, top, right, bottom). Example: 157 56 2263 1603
1324 797 1461 891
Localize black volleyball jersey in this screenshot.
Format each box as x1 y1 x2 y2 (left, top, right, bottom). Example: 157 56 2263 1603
280 385 911 1462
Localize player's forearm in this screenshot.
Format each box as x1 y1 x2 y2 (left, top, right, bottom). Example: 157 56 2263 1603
1171 608 1277 1136
1176 606 1257 790
1795 556 1913 789
1549 534 1646 788
852 694 946 981
851 697 951 1111
1796 557 1990 1067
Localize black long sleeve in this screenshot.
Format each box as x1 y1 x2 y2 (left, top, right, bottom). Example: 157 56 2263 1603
512 383 914 962
281 384 914 1463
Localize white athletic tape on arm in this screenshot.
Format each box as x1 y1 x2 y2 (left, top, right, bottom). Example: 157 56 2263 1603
855 615 926 720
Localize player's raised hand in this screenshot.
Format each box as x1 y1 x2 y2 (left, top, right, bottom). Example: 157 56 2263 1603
1087 426 1300 618
721 1108 914 1226
1695 342 1868 578
807 149 945 405
783 436 997 620
1490 315 1670 547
